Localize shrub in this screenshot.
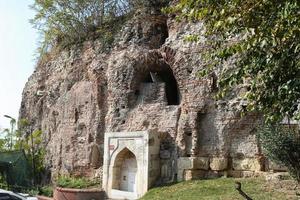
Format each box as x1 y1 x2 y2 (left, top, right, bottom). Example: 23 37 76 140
258 124 300 182
56 176 100 189
25 188 40 197
39 185 53 197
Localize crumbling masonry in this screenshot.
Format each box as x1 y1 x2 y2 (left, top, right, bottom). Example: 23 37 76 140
20 6 288 199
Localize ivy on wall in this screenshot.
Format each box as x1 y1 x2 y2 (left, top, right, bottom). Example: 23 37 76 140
165 0 300 123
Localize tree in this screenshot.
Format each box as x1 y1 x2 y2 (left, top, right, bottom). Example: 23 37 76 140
0 116 45 185
1 116 30 151
14 119 45 185
166 0 300 123
30 0 139 55
2 115 17 150
22 130 45 185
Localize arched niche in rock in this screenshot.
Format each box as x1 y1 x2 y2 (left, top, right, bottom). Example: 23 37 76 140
112 148 138 192
132 62 180 106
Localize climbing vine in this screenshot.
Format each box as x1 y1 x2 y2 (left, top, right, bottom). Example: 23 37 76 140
165 0 300 123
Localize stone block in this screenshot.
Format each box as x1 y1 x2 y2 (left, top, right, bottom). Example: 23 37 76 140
177 157 193 170
193 157 209 170
184 170 224 180
228 170 254 178
209 157 228 171
265 172 291 181
241 171 255 178
184 170 206 181
177 169 184 181
232 158 261 171
267 161 287 172
228 170 242 178
206 170 224 178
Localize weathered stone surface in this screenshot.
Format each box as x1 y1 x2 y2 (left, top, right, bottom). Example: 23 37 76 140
19 2 269 182
228 170 253 178
228 170 267 178
210 157 228 171
177 157 193 170
265 172 291 181
184 170 224 181
232 158 262 171
193 157 210 170
178 157 209 170
184 170 206 181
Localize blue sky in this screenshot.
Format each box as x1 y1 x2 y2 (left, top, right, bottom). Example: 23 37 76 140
0 0 38 130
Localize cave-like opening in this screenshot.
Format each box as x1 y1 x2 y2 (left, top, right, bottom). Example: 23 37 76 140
140 64 180 105
156 68 179 105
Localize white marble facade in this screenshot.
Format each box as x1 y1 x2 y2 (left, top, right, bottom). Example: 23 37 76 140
103 131 160 199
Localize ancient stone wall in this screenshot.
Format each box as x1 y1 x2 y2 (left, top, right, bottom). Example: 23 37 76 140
19 7 281 183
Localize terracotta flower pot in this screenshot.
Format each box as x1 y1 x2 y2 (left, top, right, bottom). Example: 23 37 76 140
37 196 53 200
53 187 105 200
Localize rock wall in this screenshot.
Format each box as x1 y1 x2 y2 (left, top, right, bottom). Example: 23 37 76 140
20 7 280 183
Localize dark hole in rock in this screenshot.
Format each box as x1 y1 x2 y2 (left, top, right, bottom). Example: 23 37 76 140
137 62 180 106
153 66 180 105
142 120 150 127
149 138 155 146
135 90 140 96
185 132 192 136
121 120 126 124
74 108 79 123
210 72 218 92
88 133 94 143
115 108 120 117
143 73 153 83
235 153 245 159
145 67 180 105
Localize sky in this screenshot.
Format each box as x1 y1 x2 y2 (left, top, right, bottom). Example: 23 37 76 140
0 0 38 130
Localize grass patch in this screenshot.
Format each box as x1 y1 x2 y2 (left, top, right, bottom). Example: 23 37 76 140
57 176 100 189
140 178 294 200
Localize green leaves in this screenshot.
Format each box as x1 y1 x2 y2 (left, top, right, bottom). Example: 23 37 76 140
31 0 139 56
184 34 200 42
57 175 100 189
169 0 300 123
259 124 300 182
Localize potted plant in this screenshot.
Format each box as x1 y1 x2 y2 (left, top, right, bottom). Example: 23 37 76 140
53 176 104 200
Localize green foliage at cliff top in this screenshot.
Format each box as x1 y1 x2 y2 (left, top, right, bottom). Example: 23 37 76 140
165 0 300 123
30 0 138 56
